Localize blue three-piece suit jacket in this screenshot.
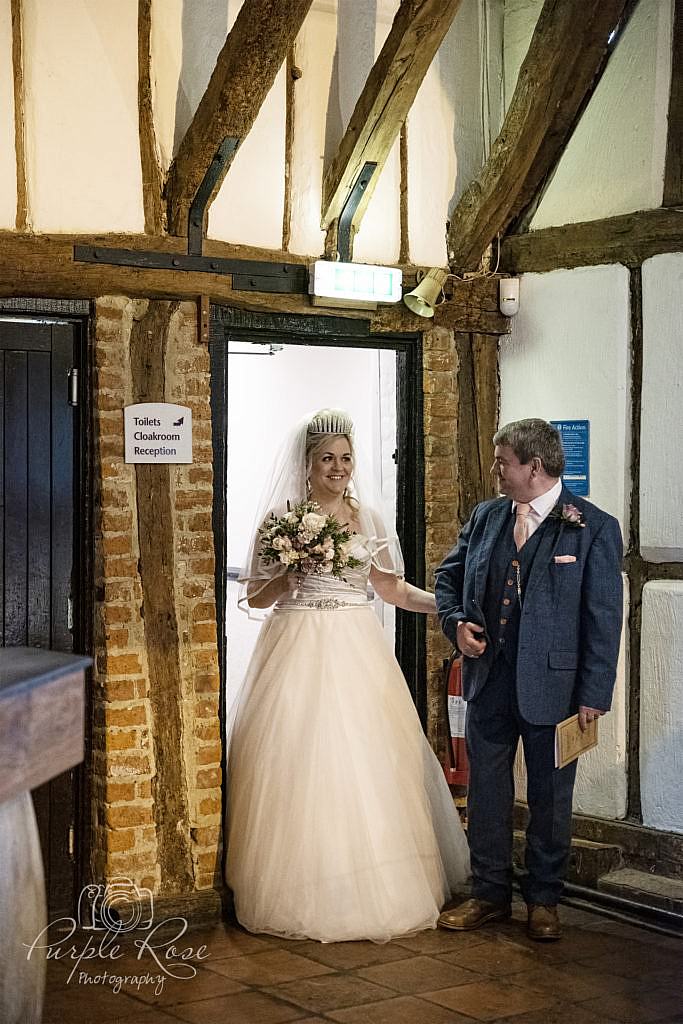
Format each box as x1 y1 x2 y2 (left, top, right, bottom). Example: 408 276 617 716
435 487 623 726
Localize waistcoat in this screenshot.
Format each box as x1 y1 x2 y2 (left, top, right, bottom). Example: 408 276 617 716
482 511 549 667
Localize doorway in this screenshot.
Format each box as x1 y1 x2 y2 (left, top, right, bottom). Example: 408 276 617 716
209 307 426 734
0 309 88 918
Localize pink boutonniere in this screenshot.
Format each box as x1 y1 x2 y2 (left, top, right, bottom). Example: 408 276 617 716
549 503 586 528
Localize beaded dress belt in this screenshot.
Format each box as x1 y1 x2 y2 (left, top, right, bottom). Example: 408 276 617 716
277 597 369 611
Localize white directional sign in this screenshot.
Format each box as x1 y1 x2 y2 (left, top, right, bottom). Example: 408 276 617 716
124 403 193 464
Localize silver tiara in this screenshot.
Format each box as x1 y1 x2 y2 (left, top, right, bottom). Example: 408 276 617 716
307 409 354 435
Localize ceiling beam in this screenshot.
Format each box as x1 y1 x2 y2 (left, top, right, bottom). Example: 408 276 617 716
321 0 462 256
447 0 633 273
165 0 312 238
501 208 683 275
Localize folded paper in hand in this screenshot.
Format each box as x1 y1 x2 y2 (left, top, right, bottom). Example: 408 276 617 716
554 714 598 769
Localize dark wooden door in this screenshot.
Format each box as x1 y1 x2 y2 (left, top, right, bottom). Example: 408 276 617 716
0 317 79 918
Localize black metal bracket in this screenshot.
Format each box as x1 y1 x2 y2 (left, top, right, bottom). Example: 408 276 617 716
337 162 377 263
188 136 240 256
73 245 308 293
72 136 308 294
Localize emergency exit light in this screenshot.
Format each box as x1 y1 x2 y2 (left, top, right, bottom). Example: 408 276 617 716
309 260 403 309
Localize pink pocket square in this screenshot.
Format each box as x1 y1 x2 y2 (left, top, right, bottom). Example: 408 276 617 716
554 555 577 563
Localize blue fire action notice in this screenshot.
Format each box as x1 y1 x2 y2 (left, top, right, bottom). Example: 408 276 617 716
550 420 590 497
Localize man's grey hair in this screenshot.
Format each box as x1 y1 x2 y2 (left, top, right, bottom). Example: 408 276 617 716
493 418 565 478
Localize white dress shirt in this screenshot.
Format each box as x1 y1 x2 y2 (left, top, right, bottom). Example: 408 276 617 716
512 479 562 540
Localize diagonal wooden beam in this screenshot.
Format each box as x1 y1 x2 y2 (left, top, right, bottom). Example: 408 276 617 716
447 0 633 273
321 0 462 254
166 0 312 238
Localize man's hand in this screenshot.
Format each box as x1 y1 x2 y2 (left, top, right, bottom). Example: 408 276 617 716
578 706 606 732
456 621 487 658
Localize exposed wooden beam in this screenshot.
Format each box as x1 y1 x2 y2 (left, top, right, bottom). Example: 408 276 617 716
663 0 683 206
434 276 511 335
138 0 165 235
453 331 499 522
282 47 297 251
0 233 501 337
398 121 410 265
321 0 461 256
166 0 312 238
10 0 28 231
447 0 633 273
501 208 683 274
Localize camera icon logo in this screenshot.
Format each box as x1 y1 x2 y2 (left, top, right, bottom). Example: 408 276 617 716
77 877 154 932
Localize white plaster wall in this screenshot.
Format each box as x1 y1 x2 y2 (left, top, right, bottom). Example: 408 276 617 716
407 19 458 268
151 0 284 248
0 0 17 229
408 0 504 268
499 265 631 531
450 0 504 210
167 0 233 159
288 3 338 257
574 576 628 818
22 0 144 232
339 0 400 264
323 0 378 168
288 0 400 262
208 69 286 249
531 0 673 229
150 0 182 172
640 581 683 834
208 0 284 247
502 0 541 108
640 253 683 563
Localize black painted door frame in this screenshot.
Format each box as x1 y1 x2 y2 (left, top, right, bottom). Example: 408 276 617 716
209 306 426 736
0 303 90 918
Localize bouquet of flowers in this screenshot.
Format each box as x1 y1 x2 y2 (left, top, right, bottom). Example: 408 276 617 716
258 500 362 578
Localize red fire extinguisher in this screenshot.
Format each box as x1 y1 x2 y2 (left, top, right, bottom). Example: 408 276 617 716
443 651 469 789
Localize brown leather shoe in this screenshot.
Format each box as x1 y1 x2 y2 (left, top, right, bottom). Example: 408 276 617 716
527 903 562 941
438 898 511 931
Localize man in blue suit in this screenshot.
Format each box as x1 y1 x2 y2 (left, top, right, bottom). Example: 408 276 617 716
435 419 623 940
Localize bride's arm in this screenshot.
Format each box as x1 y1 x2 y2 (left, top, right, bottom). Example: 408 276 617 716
247 574 292 609
369 566 436 614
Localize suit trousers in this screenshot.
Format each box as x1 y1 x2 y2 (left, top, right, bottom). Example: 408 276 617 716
465 654 577 906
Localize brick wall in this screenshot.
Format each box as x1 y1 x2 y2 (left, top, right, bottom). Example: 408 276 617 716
422 326 499 757
422 326 459 756
91 297 222 898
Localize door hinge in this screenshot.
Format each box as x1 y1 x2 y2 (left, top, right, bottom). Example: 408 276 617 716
68 367 79 406
68 824 75 860
67 596 74 631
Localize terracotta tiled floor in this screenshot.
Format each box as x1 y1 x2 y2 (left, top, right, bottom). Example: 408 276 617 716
41 900 682 1024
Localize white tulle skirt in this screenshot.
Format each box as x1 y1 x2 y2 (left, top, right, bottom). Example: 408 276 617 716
226 605 470 943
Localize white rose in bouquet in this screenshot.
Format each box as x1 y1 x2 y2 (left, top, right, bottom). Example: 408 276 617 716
301 511 327 535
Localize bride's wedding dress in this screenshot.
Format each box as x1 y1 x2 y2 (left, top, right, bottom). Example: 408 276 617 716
226 534 470 943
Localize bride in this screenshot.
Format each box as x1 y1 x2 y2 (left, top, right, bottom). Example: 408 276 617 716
225 408 469 943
